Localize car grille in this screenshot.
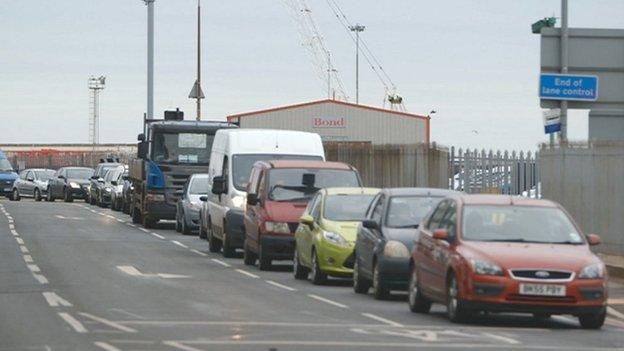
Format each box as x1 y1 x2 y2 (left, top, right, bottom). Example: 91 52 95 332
342 252 355 269
510 269 573 281
506 294 576 304
288 223 299 233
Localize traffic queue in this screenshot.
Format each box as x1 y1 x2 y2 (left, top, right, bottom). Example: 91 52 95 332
2 127 609 330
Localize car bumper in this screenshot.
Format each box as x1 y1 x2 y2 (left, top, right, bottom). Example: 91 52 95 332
69 187 88 199
461 275 607 315
225 209 245 248
378 256 411 290
184 208 201 229
317 244 355 277
261 235 295 260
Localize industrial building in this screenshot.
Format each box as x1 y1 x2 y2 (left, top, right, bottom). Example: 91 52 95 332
227 99 430 145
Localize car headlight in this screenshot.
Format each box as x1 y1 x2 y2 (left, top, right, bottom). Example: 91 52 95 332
231 195 246 210
579 263 605 279
69 182 80 189
264 221 290 234
470 259 503 276
322 230 349 247
383 240 410 258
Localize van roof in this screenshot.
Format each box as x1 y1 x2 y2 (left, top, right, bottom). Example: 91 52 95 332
265 160 354 170
216 128 320 137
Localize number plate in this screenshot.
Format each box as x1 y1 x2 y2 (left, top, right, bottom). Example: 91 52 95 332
519 283 566 296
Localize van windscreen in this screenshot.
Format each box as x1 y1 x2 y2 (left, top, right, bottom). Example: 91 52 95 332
232 154 323 191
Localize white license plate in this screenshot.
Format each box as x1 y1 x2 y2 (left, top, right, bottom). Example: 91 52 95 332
519 283 566 296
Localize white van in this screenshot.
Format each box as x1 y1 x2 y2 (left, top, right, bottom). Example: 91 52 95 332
202 129 325 257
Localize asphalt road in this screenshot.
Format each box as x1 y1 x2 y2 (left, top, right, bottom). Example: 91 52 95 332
1 199 624 351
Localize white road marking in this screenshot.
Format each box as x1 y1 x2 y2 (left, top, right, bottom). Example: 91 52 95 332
607 306 624 320
151 232 165 239
480 332 520 345
235 269 260 278
106 215 116 219
162 340 559 349
116 265 143 276
33 274 49 284
19 246 29 253
361 313 404 327
23 255 33 263
16 237 24 244
126 223 136 227
27 264 40 273
116 265 190 279
55 215 84 220
265 280 297 291
93 342 122 351
116 218 125 223
43 292 73 307
171 240 188 249
211 259 231 267
11 229 19 236
190 249 207 256
58 312 88 333
307 294 349 309
163 341 203 351
9 223 14 229
79 312 137 333
138 227 150 233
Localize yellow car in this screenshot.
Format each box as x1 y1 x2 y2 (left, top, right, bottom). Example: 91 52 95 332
293 187 380 284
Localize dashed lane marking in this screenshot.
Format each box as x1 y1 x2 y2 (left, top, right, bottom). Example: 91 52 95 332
16 237 24 244
11 229 19 236
138 227 150 233
19 246 29 253
307 294 349 309
361 313 404 327
151 232 165 239
27 264 40 273
58 312 88 333
43 292 73 307
94 342 122 351
480 332 521 345
235 269 260 278
9 223 14 229
23 255 33 263
266 280 297 291
116 218 125 223
171 240 189 249
190 249 207 257
607 306 624 320
211 259 231 267
33 274 49 285
79 312 137 333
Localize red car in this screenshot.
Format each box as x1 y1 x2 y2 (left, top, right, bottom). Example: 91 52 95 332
243 160 362 270
409 194 608 329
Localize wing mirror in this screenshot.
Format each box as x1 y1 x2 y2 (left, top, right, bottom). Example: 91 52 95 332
300 214 314 227
587 234 601 246
211 176 227 195
362 219 379 230
433 228 450 241
27 176 34 182
199 195 208 202
58 175 66 180
247 193 259 206
97 178 104 183
111 180 118 186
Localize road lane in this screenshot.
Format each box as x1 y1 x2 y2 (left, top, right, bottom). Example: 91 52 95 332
1 199 623 351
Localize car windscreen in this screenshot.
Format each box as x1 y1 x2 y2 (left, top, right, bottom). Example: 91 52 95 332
232 154 323 191
152 132 214 164
97 165 119 177
386 196 444 228
67 169 94 180
0 159 13 172
324 194 376 221
189 176 209 194
267 168 360 202
34 170 55 180
462 205 584 244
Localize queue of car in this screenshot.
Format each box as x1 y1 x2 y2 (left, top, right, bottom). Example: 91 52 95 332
0 128 609 330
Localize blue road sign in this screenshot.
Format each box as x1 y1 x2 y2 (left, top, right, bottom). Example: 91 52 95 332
545 123 561 134
539 73 598 101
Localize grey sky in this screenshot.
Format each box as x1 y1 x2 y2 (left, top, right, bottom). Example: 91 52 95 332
1 0 623 150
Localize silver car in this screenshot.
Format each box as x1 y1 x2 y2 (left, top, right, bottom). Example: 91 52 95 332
176 174 209 235
11 168 56 201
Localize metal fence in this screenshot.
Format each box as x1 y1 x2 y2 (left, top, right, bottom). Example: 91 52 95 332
4 148 136 170
448 147 539 195
540 141 624 256
324 142 449 189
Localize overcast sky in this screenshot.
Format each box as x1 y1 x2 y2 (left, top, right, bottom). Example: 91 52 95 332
1 0 623 150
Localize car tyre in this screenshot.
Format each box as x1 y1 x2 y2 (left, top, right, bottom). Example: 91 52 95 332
372 261 390 300
222 228 236 258
181 214 192 236
447 273 470 323
578 309 606 329
408 265 432 313
310 249 327 285
208 221 222 253
293 248 308 280
34 188 43 202
199 217 207 240
175 212 182 233
353 257 371 294
46 187 54 202
243 241 257 266
64 188 73 203
131 205 141 224
11 188 20 201
258 244 272 271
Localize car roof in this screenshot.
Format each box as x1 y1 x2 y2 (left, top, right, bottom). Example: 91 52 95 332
455 194 558 207
264 160 354 170
24 168 55 172
324 187 380 196
383 188 460 197
63 167 94 170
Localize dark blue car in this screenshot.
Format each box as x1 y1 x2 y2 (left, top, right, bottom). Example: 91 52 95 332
0 151 19 197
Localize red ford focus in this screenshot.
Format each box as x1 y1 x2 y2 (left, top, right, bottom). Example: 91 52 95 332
409 195 607 329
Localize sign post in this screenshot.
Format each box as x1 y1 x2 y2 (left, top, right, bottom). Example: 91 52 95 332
543 109 561 146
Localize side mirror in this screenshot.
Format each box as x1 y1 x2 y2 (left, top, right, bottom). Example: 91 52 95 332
90 175 98 180
362 219 379 230
211 176 227 195
137 133 146 142
433 228 450 241
137 141 148 159
199 196 208 202
27 176 34 182
111 181 118 186
58 175 66 180
97 178 104 183
247 193 259 206
300 214 314 227
587 234 601 246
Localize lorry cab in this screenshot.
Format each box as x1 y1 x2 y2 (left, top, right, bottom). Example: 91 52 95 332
0 150 18 198
205 129 325 257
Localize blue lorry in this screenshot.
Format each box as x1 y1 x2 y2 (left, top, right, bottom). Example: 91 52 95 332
0 150 19 198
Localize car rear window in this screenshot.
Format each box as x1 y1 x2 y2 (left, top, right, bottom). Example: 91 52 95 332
324 194 376 221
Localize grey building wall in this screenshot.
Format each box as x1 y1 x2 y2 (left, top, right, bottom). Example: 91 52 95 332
229 101 429 145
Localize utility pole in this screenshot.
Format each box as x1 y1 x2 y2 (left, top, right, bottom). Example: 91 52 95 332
188 0 205 121
144 0 155 120
559 0 568 143
349 23 365 104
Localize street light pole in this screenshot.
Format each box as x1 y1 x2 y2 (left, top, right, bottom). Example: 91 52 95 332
349 23 365 104
144 0 155 120
196 0 201 121
560 0 568 143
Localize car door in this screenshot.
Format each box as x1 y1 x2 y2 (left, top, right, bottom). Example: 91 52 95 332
296 193 320 267
55 169 66 197
244 167 264 253
16 171 27 194
417 200 450 296
359 194 385 278
429 201 457 295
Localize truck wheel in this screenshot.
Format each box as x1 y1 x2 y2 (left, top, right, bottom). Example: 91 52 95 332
243 241 257 266
258 244 272 271
131 205 141 224
222 225 236 258
208 221 222 253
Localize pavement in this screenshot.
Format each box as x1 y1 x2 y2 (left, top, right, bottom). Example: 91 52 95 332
1 198 624 351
